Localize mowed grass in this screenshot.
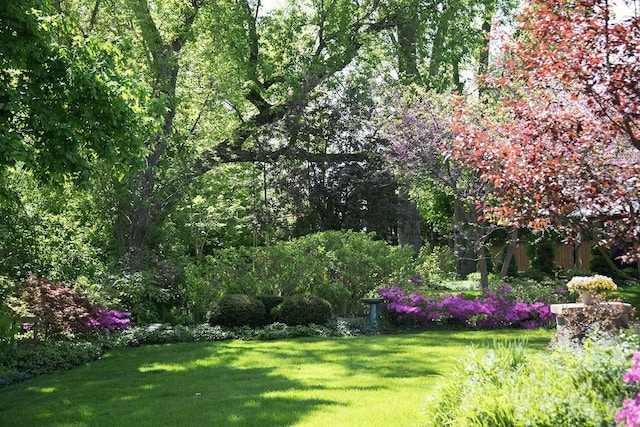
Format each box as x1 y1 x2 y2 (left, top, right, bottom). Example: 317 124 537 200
0 328 553 427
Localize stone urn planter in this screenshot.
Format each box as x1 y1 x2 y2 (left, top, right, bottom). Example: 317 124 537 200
567 275 617 304
578 290 594 305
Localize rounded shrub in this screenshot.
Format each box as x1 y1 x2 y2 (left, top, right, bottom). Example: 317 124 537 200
209 294 265 327
276 294 332 326
256 295 284 324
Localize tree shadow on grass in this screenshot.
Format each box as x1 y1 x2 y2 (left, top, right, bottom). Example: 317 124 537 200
0 344 337 427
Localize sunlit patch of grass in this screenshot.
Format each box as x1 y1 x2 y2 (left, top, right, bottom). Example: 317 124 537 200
138 363 187 373
27 386 56 393
0 329 553 427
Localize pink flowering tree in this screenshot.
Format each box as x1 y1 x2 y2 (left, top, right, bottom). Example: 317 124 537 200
452 0 640 266
380 88 506 292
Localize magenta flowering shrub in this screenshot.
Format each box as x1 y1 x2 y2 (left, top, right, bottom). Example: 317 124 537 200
377 285 554 329
616 352 640 427
86 309 131 331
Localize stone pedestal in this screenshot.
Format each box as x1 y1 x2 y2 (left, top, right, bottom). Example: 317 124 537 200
550 302 633 332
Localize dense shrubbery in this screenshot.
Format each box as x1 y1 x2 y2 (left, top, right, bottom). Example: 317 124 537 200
209 294 266 327
427 334 640 425
378 285 555 329
185 231 414 321
256 295 284 324
0 340 104 387
275 294 333 326
494 275 572 304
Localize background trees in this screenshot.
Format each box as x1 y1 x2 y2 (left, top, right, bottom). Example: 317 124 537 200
1 0 531 321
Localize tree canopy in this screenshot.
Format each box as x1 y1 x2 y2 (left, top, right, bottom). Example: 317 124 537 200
452 0 640 260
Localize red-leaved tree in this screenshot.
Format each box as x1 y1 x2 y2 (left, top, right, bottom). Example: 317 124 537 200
452 0 640 264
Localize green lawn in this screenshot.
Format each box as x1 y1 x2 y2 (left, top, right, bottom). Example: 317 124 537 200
0 329 553 427
614 284 640 311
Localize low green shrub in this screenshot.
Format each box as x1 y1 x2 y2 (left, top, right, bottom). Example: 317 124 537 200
275 294 332 326
0 340 103 387
210 294 266 327
426 333 640 426
113 324 234 347
1 321 366 387
112 321 362 347
496 276 571 304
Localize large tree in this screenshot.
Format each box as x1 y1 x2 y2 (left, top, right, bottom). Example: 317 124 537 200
0 0 144 185
452 0 640 262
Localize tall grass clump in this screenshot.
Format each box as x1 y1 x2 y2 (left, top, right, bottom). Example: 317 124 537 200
426 333 640 426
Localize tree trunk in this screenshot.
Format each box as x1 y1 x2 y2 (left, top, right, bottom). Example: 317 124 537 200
453 198 476 278
500 229 518 278
477 246 490 294
397 189 422 256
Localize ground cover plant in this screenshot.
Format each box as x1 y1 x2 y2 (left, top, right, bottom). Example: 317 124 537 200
427 333 640 426
0 329 552 427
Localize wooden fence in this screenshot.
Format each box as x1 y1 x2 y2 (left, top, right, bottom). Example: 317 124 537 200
491 241 593 272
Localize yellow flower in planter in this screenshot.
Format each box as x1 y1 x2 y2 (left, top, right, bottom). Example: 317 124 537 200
566 275 617 294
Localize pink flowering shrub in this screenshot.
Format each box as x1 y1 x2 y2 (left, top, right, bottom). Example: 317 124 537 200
377 285 554 329
617 352 640 427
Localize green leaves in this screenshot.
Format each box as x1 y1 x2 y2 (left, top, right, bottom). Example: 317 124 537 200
0 0 146 185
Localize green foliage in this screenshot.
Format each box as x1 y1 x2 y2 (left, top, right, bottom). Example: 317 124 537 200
184 231 413 320
172 164 256 255
106 270 180 325
184 246 259 322
0 169 111 282
0 339 103 387
110 320 362 349
413 245 457 287
256 295 284 324
0 0 146 184
0 305 18 360
210 294 266 328
528 238 556 275
426 334 639 426
275 294 332 326
288 231 414 315
495 276 571 304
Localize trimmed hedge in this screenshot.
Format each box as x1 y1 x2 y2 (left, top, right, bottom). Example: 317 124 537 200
209 294 266 327
276 294 332 326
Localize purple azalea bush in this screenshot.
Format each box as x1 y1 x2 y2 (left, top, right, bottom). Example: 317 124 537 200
616 352 640 427
377 285 554 329
86 309 131 331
